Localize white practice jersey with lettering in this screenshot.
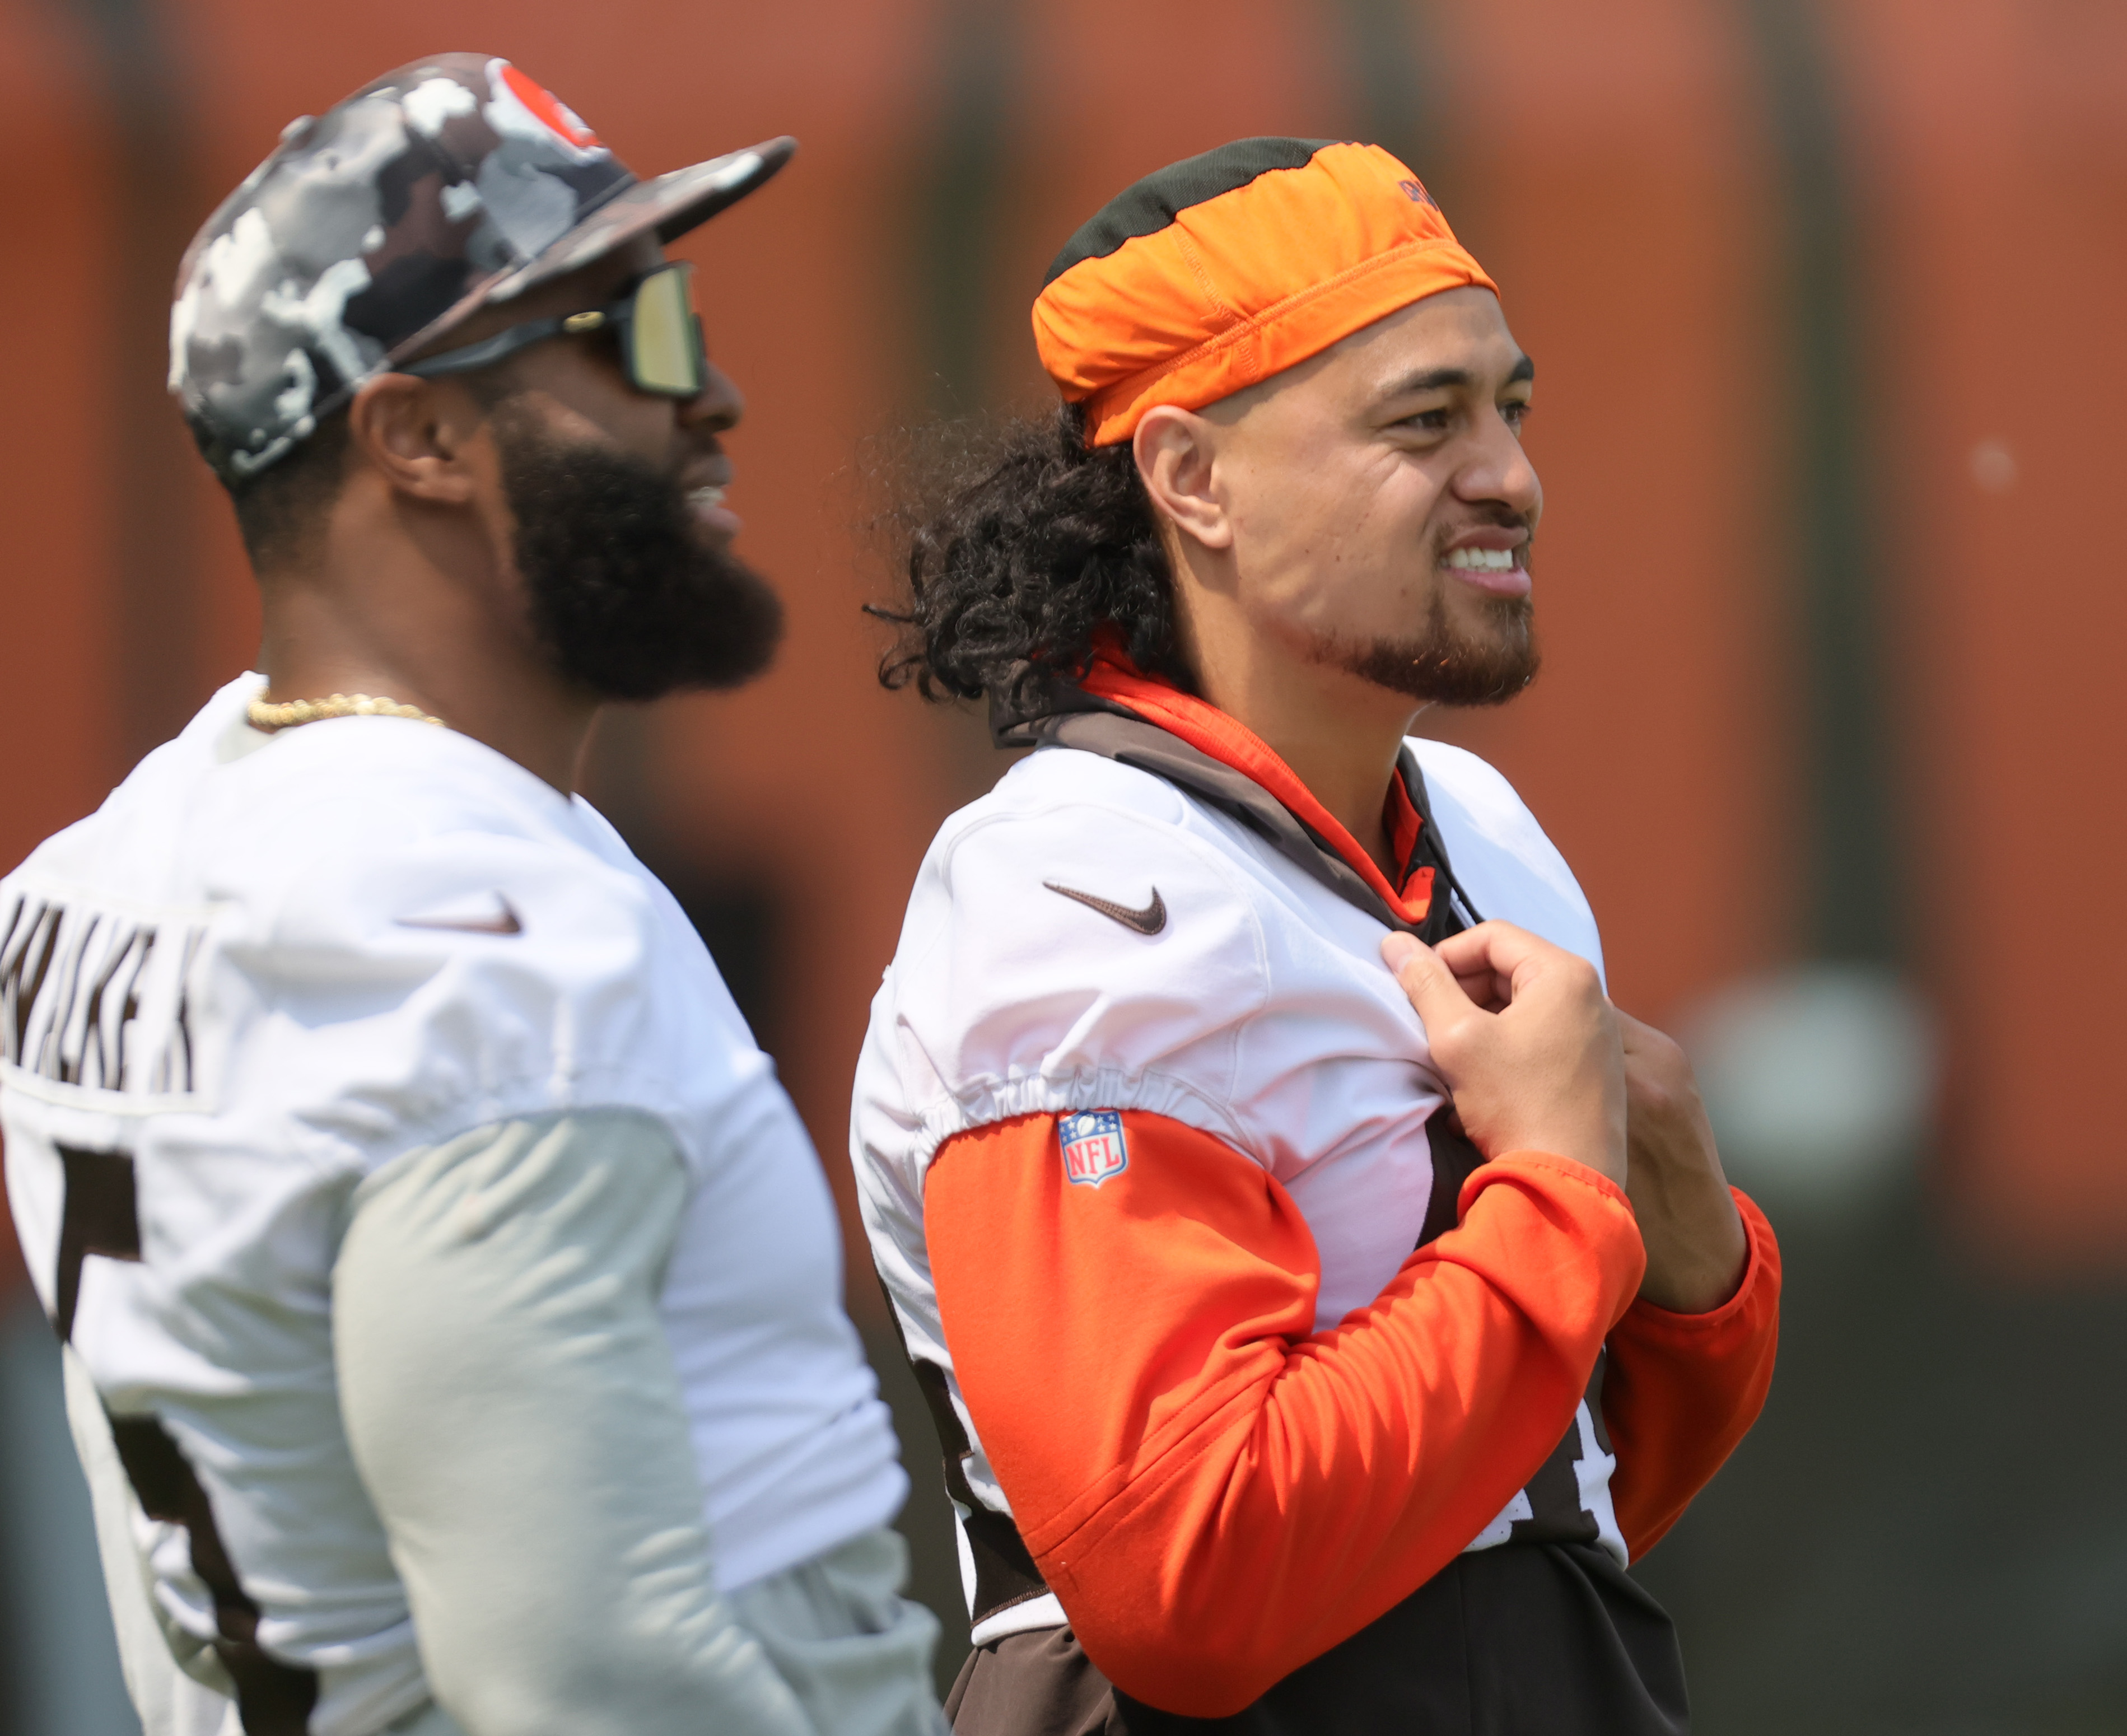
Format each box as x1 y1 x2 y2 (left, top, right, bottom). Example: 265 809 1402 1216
852 738 1617 1641
1 675 904 1736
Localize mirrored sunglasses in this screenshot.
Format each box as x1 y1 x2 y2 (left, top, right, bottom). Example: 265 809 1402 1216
402 261 708 399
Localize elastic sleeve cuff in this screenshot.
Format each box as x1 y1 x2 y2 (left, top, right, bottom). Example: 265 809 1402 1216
1457 1150 1634 1218
1455 1151 1647 1327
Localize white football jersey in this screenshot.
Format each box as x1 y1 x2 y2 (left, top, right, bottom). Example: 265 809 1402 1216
851 735 1616 1642
1 675 904 1736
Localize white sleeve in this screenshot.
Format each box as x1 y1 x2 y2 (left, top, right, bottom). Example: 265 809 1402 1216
880 797 1272 1164
333 1110 815 1736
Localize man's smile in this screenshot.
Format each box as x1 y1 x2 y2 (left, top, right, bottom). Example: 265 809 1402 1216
1440 525 1532 598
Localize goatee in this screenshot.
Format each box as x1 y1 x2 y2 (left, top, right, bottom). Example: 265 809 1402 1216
496 414 785 702
1329 587 1539 708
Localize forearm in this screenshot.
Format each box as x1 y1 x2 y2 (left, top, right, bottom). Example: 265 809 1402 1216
1618 1007 1750 1312
335 1112 814 1736
1043 1159 1640 1710
1630 1143 1748 1313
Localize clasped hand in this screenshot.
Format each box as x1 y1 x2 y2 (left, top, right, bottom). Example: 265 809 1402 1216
1383 923 1748 1315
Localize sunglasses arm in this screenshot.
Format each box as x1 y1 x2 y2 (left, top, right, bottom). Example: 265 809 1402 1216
397 314 581 382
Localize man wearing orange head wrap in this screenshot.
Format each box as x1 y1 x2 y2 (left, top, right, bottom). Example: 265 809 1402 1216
856 139 1779 1732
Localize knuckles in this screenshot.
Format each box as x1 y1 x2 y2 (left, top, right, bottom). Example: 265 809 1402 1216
1624 1030 1698 1109
1557 956 1606 1003
1626 1074 1690 1126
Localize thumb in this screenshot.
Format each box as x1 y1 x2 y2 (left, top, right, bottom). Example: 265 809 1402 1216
1381 931 1481 1041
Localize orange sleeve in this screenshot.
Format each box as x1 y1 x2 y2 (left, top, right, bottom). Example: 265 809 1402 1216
925 1110 1646 1718
1602 1188 1781 1559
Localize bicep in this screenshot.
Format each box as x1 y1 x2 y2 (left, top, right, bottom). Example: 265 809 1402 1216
926 1110 1323 1527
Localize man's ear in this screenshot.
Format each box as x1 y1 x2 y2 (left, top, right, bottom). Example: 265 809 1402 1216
344 374 487 505
1134 407 1233 554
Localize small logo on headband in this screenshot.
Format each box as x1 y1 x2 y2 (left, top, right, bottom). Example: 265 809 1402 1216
1398 178 1439 208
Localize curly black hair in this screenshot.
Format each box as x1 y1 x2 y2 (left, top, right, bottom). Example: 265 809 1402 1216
869 402 1190 708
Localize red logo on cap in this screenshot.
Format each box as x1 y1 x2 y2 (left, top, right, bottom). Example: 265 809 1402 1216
500 64 601 150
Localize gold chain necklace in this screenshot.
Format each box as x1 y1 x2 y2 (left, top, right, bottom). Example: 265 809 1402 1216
247 692 447 732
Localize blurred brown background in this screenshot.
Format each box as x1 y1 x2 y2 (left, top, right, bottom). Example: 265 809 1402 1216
2 1 2124 1730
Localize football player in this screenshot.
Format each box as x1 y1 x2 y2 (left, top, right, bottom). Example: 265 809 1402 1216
2 54 944 1736
854 139 1780 1732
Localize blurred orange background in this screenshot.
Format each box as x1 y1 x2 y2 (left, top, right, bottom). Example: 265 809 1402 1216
3 1 2124 1729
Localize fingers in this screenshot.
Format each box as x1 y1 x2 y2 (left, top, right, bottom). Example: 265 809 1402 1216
1433 921 1602 1014
1380 931 1481 1039
1383 922 1628 1187
1386 922 1567 1021
1612 1005 1698 1122
1612 1004 1690 1074
1445 956 1509 1011
1431 919 1556 982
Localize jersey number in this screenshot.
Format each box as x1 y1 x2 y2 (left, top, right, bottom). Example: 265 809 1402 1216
51 1144 319 1735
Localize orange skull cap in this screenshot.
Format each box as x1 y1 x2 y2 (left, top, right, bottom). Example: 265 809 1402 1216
1034 138 1498 447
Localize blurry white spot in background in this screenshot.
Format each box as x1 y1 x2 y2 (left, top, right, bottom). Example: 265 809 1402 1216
1969 437 2018 493
1681 964 1938 1210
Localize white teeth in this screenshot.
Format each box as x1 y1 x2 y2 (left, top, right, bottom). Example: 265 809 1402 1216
1445 546 1519 571
689 486 726 510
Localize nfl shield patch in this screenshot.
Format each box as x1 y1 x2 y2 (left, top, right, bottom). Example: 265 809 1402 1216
1059 1109 1129 1188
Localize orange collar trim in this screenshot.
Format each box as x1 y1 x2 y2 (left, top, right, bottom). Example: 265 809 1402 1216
1078 657 1434 925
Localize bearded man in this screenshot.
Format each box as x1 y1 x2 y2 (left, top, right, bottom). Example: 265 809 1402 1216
853 138 1780 1732
0 54 945 1736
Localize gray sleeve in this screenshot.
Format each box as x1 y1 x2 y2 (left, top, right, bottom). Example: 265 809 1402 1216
334 1111 815 1736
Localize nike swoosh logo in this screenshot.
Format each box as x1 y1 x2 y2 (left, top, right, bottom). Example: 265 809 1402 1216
1043 881 1167 936
395 897 524 936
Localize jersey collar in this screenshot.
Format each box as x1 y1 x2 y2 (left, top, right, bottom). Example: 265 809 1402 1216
1070 651 1438 927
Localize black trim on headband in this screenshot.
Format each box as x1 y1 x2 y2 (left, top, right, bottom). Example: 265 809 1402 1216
1042 137 1344 288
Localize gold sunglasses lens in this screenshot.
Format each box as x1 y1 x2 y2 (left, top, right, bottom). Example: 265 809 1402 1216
630 263 706 396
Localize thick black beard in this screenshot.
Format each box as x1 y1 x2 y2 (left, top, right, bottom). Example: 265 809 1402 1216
497 420 784 702
1329 587 1540 708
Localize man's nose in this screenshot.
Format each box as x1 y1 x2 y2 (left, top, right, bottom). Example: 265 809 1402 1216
1456 412 1541 517
679 360 744 434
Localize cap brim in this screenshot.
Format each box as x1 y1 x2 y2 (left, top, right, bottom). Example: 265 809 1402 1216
503 136 798 300
389 136 797 362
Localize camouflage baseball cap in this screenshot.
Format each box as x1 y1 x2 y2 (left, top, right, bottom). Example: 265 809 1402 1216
170 52 795 483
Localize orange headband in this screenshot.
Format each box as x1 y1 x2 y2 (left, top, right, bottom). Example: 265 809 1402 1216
1033 139 1498 447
